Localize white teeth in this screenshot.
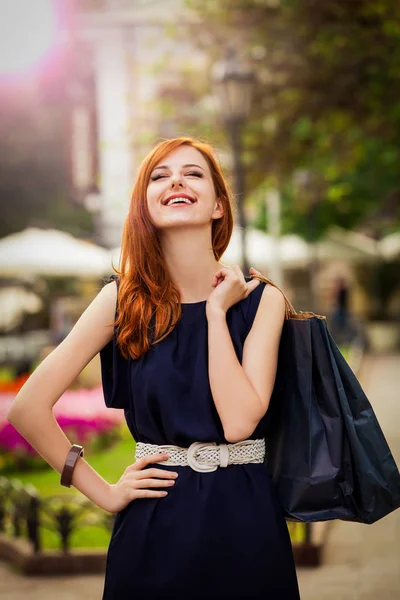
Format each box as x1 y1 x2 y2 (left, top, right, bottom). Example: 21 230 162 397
166 197 193 206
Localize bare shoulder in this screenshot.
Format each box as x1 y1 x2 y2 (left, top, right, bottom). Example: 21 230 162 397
99 279 118 311
77 279 118 330
71 278 118 340
257 282 286 320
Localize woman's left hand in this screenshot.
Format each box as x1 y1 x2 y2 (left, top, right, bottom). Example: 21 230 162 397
206 265 260 315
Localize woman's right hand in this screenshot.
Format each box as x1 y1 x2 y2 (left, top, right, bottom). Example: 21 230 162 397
103 452 179 514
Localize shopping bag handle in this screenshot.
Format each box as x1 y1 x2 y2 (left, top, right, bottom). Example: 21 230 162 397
250 274 326 321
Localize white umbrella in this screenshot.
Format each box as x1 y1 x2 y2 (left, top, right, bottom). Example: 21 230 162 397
220 226 381 267
220 227 310 269
379 232 400 260
0 286 43 331
0 227 113 278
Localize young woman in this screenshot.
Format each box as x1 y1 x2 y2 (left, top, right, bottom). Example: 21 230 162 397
7 137 301 599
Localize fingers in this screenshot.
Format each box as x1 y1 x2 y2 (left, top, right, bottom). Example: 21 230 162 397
246 278 261 295
132 461 178 496
212 265 236 289
212 264 256 303
212 266 231 281
136 478 176 488
127 454 179 500
131 453 169 470
246 266 262 296
212 272 225 287
214 265 262 280
134 489 170 499
130 454 179 482
214 265 244 281
112 453 179 508
135 468 178 479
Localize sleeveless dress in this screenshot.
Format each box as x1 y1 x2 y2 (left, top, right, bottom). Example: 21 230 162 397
100 276 301 600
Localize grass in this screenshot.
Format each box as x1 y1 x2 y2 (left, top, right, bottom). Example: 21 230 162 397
7 425 136 550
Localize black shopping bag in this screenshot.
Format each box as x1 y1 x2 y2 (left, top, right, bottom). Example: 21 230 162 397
253 274 400 524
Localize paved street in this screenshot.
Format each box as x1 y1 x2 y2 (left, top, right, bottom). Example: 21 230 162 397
1 354 399 599
297 354 400 600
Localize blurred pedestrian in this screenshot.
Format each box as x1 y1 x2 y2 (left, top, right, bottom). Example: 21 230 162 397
330 276 357 345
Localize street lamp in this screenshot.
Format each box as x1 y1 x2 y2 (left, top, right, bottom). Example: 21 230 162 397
212 47 255 273
292 169 321 313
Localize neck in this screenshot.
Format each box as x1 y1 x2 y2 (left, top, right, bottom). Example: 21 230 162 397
159 227 222 302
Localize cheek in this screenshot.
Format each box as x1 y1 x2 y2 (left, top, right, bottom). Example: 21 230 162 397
145 191 158 222
146 186 158 208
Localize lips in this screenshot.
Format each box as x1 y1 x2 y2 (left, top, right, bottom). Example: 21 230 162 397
162 193 196 205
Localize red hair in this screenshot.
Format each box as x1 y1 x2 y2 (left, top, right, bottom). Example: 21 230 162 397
112 136 235 360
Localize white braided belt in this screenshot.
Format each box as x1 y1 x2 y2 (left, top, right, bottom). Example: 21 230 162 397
135 438 266 473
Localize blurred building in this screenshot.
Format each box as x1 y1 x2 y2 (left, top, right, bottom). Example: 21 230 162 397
68 0 206 248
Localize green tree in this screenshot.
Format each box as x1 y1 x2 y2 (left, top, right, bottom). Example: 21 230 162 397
179 0 400 238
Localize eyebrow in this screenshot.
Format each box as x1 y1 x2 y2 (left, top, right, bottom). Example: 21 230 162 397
152 163 205 171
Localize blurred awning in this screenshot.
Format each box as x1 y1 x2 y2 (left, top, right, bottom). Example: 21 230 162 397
0 286 43 331
315 227 380 264
0 228 113 278
379 232 400 260
220 227 311 268
220 226 381 268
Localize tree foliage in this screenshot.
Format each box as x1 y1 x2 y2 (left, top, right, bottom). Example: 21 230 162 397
181 0 400 238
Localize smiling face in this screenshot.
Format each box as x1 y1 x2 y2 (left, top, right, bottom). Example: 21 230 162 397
146 145 224 231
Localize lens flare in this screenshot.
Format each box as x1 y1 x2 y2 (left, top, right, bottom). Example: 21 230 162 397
0 0 57 75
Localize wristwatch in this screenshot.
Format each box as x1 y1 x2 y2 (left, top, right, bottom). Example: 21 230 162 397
60 444 84 488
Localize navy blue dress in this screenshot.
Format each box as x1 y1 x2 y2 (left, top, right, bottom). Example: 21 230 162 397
100 276 300 600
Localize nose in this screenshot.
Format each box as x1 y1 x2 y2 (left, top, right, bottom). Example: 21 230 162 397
170 173 185 189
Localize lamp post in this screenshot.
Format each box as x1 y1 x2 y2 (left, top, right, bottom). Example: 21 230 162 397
212 48 255 273
293 169 321 313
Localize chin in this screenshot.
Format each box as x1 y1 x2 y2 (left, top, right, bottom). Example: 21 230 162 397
158 216 204 228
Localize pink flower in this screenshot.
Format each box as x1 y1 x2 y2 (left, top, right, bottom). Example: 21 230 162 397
0 385 125 459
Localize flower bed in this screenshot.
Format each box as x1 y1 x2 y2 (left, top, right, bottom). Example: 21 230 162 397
0 380 125 473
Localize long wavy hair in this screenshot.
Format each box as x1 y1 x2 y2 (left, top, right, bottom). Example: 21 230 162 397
112 137 235 360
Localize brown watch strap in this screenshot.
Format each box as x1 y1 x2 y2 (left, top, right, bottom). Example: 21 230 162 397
60 444 84 488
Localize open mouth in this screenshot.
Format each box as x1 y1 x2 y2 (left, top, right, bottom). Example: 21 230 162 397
162 197 196 207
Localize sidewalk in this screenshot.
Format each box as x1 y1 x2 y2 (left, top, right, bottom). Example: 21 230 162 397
297 354 400 600
1 354 399 600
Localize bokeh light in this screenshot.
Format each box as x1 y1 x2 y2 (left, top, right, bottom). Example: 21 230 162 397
0 0 57 75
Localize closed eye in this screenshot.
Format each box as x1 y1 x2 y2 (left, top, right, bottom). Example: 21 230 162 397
150 171 203 181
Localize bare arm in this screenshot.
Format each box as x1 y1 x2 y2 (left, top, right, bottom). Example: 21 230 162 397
6 280 118 510
206 284 286 443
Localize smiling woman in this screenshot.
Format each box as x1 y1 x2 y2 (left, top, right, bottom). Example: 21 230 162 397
112 137 235 360
146 146 223 230
7 136 300 600
0 0 57 75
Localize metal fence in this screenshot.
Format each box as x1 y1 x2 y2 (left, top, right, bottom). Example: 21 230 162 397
0 476 114 553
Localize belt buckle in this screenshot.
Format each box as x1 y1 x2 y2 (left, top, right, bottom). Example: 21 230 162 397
187 442 219 473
